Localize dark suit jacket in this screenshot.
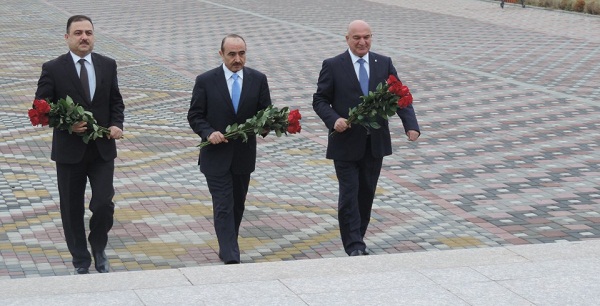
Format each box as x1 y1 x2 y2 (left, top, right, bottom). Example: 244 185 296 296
35 52 125 164
313 50 420 161
188 66 272 176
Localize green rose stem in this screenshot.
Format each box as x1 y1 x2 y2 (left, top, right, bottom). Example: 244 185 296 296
197 105 295 148
329 75 411 137
31 95 111 144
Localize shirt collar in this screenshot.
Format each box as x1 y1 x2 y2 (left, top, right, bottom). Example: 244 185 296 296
69 51 92 65
348 50 369 64
222 64 243 80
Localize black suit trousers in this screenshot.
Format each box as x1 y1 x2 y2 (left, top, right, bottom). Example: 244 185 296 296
204 171 251 263
56 142 115 268
334 138 383 255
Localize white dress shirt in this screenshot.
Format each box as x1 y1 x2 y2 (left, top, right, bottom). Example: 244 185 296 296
348 50 370 81
69 51 96 100
222 64 243 98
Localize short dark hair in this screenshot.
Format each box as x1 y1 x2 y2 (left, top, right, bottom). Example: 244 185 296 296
221 34 246 52
66 15 93 34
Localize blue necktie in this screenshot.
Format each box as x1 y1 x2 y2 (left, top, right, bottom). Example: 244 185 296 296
231 73 240 113
358 58 369 96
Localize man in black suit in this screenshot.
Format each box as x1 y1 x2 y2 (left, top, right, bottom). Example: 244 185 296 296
313 20 420 256
35 15 125 274
188 34 272 264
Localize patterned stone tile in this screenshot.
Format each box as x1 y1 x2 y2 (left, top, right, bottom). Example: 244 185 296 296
1 0 599 279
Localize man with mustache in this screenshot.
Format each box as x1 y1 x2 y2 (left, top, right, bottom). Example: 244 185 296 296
188 34 272 264
35 15 125 274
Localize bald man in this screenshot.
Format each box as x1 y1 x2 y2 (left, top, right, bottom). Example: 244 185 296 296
312 20 420 256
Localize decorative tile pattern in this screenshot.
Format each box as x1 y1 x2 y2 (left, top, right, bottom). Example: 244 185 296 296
1 0 599 279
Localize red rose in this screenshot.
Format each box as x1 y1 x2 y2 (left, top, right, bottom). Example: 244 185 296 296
28 109 40 126
29 99 52 126
386 75 402 87
287 122 301 134
387 76 407 97
400 85 410 96
287 109 302 134
388 84 402 96
33 99 51 114
397 93 413 108
288 109 301 121
39 113 49 126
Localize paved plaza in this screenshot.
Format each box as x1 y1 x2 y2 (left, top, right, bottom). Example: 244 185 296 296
1 0 600 304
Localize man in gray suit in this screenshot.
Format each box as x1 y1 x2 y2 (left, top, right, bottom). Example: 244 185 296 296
313 20 420 256
188 34 272 264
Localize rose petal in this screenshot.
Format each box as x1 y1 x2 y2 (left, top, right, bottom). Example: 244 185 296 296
28 109 40 126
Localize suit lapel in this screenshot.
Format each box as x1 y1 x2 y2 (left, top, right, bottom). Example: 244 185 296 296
91 53 103 104
237 68 252 112
368 53 384 90
212 67 235 113
63 52 91 106
340 51 363 95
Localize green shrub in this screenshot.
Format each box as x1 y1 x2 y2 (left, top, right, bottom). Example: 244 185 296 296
559 0 573 9
573 0 586 11
524 0 599 14
535 0 554 7
585 0 600 13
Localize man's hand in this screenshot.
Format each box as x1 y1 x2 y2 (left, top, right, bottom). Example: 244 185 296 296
334 118 350 133
72 121 87 133
406 130 419 141
208 131 228 145
108 126 123 139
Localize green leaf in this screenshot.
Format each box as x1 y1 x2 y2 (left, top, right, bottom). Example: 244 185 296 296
226 123 238 133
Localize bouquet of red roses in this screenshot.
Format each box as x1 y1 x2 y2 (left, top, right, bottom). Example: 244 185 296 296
332 74 413 136
287 109 302 134
197 105 302 148
28 96 110 144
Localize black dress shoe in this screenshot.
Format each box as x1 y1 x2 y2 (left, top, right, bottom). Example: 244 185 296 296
75 267 89 274
92 250 110 273
349 249 366 256
219 252 240 264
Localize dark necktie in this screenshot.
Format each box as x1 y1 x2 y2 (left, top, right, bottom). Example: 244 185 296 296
78 58 91 102
358 58 369 96
231 73 241 113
